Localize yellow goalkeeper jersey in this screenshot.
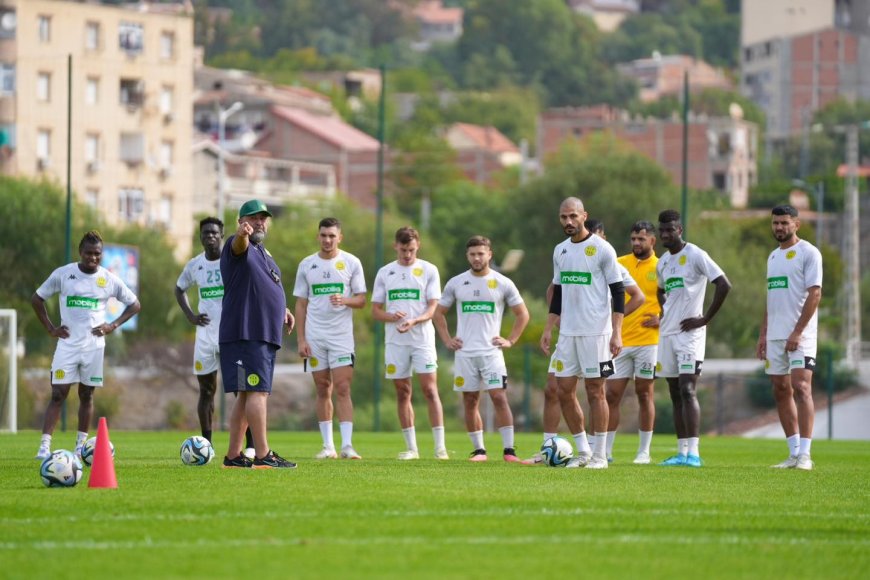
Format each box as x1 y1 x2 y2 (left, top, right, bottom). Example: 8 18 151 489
618 253 660 347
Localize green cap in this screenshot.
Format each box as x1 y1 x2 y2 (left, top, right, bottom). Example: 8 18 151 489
238 199 272 218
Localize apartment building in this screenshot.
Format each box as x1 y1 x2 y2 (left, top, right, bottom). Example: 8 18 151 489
0 0 194 258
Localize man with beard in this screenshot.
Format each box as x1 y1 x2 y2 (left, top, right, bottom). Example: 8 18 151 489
434 236 529 462
656 209 730 467
219 200 296 469
294 217 367 460
756 205 822 471
605 220 660 464
32 230 140 460
541 198 625 469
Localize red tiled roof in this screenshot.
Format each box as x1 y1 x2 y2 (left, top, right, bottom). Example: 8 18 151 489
414 1 463 24
449 122 518 153
837 164 870 178
271 106 380 152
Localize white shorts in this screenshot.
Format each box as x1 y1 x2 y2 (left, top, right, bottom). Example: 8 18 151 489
657 331 705 378
612 345 658 380
385 343 437 379
193 336 220 375
51 344 105 387
553 335 614 379
305 335 355 372
765 337 817 375
453 353 507 392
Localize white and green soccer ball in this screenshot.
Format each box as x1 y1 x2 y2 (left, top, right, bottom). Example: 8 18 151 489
541 436 574 467
40 450 83 487
180 436 214 466
80 436 115 467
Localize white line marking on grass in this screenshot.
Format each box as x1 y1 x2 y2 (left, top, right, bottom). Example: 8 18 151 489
1 533 868 552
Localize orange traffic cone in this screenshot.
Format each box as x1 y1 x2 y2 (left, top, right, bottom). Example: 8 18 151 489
88 417 118 489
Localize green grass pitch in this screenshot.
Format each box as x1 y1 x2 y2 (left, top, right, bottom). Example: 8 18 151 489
1 431 868 579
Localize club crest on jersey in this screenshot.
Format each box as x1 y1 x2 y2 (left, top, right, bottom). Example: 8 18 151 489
647 272 657 281
555 360 564 372
195 361 203 371
96 276 107 288
678 255 687 266
413 267 423 277
786 250 797 260
310 357 319 368
454 376 465 387
487 279 498 289
335 261 346 271
247 373 260 386
584 246 596 257
54 369 66 379
386 364 396 374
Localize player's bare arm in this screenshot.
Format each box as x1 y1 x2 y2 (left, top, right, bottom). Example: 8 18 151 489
624 284 645 317
397 299 438 334
94 300 141 337
433 304 462 350
680 274 731 332
494 302 530 349
231 221 253 256
786 286 821 352
175 285 209 326
295 298 310 357
756 306 768 360
284 307 295 334
31 293 70 339
331 292 366 309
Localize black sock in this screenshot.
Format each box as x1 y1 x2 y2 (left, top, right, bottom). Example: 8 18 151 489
245 427 254 449
203 430 212 444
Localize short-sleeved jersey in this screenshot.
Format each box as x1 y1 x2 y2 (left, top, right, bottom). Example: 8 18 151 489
765 240 823 340
293 250 367 341
439 270 524 356
35 263 138 351
618 253 660 346
176 253 223 344
552 235 623 337
372 259 441 346
657 243 725 337
219 237 287 348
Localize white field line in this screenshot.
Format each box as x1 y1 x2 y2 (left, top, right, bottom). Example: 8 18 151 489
1 533 869 552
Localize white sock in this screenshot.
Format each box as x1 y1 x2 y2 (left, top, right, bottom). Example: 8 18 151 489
687 437 700 456
799 437 812 456
605 431 616 458
319 421 334 450
339 421 353 449
638 430 653 455
593 432 607 457
432 426 445 451
678 438 689 456
543 432 557 444
499 426 515 450
402 427 417 451
787 434 800 456
40 433 52 447
468 430 484 450
573 432 591 455
76 431 88 447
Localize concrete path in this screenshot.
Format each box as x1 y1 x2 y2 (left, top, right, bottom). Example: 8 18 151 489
742 389 870 441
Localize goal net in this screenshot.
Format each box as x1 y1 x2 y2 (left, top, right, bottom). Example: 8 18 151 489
0 309 17 433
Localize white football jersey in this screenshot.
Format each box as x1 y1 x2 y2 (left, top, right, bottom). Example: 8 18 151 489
657 243 725 337
176 253 223 345
36 263 138 350
293 250 366 341
551 235 622 337
372 259 441 346
439 269 524 356
766 240 822 340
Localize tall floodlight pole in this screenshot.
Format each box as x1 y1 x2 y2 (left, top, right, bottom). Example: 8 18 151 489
680 69 689 237
844 125 861 369
373 65 386 432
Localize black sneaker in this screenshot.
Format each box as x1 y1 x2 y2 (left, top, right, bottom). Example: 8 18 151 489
252 450 297 469
468 448 487 462
222 454 253 469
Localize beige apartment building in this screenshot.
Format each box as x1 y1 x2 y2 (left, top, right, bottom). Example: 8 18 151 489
0 0 194 259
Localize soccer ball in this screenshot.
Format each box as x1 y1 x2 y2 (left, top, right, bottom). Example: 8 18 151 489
180 436 214 466
541 436 574 467
80 436 115 467
40 450 83 487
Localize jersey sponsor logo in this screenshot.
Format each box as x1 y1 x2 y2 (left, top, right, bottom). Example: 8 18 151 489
561 271 592 285
585 246 597 256
67 296 99 309
337 355 352 364
487 279 498 289
312 283 345 295
96 276 107 288
412 267 423 277
585 367 597 374
786 250 797 260
486 375 502 385
200 286 224 299
247 373 260 386
678 255 687 265
335 261 346 271
388 288 420 301
664 277 684 292
89 376 102 383
425 363 437 370
789 358 803 368
454 376 465 387
461 301 495 313
767 276 788 290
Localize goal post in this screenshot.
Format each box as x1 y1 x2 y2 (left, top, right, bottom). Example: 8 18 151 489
0 309 17 434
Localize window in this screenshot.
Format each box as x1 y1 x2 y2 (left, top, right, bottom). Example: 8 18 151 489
119 132 144 164
159 140 173 170
85 77 99 105
119 21 143 54
37 72 50 102
159 31 175 59
0 8 16 40
118 188 145 221
37 129 50 165
85 188 99 208
38 15 50 43
158 194 172 226
159 85 174 116
85 133 100 163
119 78 144 107
85 21 100 51
0 63 14 94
